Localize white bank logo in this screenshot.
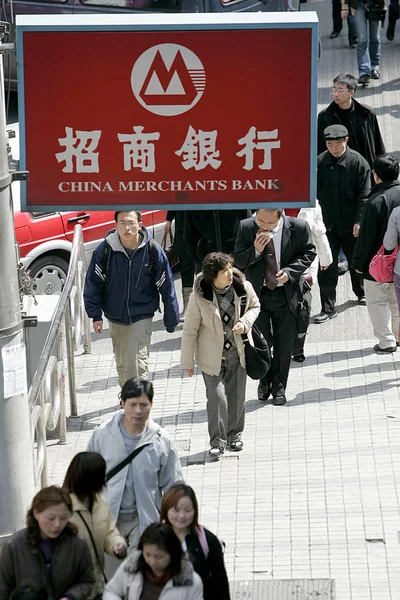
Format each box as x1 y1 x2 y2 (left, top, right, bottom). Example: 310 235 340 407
131 43 206 116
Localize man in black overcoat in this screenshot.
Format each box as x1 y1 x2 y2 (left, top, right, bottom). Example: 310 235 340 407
316 124 371 323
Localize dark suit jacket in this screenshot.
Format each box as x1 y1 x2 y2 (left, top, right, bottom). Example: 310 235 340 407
234 216 316 314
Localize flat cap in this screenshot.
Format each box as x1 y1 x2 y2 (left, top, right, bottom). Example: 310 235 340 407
323 124 348 140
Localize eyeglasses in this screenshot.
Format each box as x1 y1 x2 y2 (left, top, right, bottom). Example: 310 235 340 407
331 87 349 94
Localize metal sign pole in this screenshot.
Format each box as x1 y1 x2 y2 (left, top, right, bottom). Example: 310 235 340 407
0 25 35 541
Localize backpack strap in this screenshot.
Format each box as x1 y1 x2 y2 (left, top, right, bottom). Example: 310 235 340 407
196 525 209 559
102 235 158 282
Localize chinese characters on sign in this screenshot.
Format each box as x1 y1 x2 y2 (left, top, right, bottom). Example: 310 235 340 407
55 125 281 174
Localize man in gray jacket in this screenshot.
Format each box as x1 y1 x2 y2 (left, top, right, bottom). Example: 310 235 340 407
87 378 183 563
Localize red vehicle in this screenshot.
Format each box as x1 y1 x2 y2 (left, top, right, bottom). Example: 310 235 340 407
9 124 167 294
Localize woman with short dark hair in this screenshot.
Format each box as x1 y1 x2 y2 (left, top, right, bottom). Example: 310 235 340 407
103 523 203 600
0 486 95 600
181 252 260 458
63 452 127 599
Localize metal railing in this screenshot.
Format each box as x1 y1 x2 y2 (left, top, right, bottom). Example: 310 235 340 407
28 225 91 488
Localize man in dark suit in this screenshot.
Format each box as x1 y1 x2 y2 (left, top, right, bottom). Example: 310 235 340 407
234 208 316 405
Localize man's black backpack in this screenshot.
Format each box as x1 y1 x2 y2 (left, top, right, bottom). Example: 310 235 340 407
101 230 158 281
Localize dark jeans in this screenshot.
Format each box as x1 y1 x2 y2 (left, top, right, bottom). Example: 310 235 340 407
180 253 195 288
318 228 364 314
256 287 297 397
332 0 358 41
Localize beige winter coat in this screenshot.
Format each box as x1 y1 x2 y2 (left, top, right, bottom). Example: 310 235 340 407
181 268 260 376
69 493 126 598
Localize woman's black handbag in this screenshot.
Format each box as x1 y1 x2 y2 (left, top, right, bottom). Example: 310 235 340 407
366 1 387 22
297 280 312 335
240 298 271 380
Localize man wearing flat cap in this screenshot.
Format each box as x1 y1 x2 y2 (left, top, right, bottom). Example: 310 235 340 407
315 124 371 323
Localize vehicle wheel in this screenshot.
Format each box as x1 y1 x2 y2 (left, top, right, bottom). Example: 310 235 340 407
28 255 69 295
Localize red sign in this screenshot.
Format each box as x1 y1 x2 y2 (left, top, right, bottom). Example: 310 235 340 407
17 16 318 210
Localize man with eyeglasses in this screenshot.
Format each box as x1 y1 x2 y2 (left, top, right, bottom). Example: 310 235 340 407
234 208 316 405
316 125 371 324
317 73 385 171
84 210 179 386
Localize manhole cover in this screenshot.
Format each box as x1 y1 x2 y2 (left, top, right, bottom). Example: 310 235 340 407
231 579 335 599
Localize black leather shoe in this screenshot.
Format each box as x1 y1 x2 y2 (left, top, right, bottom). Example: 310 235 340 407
357 296 367 306
272 395 287 406
371 69 381 80
387 22 395 41
258 383 271 402
358 74 370 86
330 30 339 39
373 344 397 354
293 354 306 363
315 311 337 324
349 38 358 48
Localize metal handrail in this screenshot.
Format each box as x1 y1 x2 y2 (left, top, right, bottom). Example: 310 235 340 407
28 224 91 487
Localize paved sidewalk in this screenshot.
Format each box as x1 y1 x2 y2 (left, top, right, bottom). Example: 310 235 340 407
45 2 400 598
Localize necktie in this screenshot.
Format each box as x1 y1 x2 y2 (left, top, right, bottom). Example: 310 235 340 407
265 239 278 290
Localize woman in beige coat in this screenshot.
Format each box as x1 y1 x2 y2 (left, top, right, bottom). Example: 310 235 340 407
181 252 260 458
63 452 127 599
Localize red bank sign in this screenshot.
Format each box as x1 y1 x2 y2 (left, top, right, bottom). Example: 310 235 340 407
16 14 319 211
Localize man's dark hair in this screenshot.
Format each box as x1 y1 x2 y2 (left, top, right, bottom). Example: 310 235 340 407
10 586 48 600
202 252 234 284
137 523 183 578
119 377 154 403
373 155 399 182
257 208 284 218
333 73 357 92
114 210 142 223
62 452 106 504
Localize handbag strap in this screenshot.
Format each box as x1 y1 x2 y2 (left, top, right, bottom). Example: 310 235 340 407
161 229 174 251
77 510 108 584
106 443 150 483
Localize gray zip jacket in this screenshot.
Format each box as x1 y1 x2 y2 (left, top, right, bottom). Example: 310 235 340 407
383 206 400 276
87 414 184 532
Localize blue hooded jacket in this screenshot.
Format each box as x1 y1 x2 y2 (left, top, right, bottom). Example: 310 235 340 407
84 227 179 331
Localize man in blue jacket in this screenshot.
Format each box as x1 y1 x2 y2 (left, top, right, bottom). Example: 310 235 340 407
84 210 179 386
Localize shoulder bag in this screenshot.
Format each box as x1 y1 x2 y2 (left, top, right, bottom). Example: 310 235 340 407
105 444 150 483
77 510 108 584
239 297 271 380
297 279 312 334
161 229 180 271
369 245 398 282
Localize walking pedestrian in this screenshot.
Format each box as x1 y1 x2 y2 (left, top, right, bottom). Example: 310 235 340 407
183 209 251 273
341 0 386 86
387 0 399 40
181 252 260 457
234 208 316 405
317 73 385 170
87 378 183 552
160 484 230 600
315 125 371 323
330 0 358 46
62 452 127 599
164 211 195 321
84 210 179 387
353 155 400 353
0 486 95 600
103 523 203 600
292 201 333 362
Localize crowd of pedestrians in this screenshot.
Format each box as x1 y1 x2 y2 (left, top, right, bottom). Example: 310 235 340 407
2 4 400 599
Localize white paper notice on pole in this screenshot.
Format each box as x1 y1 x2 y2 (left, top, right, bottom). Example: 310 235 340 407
2 342 28 399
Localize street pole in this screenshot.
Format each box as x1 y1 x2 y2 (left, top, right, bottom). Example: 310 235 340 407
0 27 35 541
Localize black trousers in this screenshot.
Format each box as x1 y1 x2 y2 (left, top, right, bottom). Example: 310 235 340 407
332 0 358 41
389 0 400 24
318 228 364 314
256 287 297 397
